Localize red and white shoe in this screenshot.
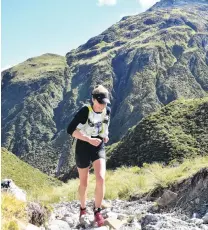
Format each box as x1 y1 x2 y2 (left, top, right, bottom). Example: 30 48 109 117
94 208 104 227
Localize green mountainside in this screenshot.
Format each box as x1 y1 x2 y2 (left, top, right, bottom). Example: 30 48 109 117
1 147 62 195
107 97 208 168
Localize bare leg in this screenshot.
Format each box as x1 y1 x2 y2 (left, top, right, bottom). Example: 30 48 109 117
77 167 90 209
93 158 106 208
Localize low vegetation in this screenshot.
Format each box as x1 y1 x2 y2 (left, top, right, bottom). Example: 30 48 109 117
1 147 62 201
1 193 27 230
2 148 207 203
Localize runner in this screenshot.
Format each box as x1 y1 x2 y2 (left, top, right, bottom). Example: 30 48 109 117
67 85 111 227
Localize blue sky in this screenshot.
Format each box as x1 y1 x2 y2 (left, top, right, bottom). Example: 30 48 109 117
1 0 158 70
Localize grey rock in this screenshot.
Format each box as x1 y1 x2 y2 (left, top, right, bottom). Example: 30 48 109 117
202 212 208 224
105 211 118 219
190 217 203 225
26 223 41 230
89 227 109 230
47 220 70 230
79 214 93 228
104 218 124 229
1 179 27 202
117 213 128 221
201 224 208 230
156 190 178 207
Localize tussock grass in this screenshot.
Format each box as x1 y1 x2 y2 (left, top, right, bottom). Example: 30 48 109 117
2 149 207 230
33 156 208 203
1 193 27 230
1 147 62 202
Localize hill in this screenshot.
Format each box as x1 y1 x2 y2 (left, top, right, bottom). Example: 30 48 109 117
107 97 208 168
1 147 62 198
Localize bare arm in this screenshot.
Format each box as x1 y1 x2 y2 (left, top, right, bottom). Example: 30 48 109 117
72 129 101 146
72 129 91 142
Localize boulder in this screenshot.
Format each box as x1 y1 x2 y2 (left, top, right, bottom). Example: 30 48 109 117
1 179 26 202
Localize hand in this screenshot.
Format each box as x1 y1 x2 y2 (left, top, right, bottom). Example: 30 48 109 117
88 137 102 146
103 137 109 143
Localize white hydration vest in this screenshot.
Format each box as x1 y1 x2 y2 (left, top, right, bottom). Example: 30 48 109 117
76 104 110 138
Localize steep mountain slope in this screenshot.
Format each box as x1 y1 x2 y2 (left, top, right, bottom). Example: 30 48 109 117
107 97 208 168
65 2 208 145
1 148 62 193
1 0 208 177
1 54 75 175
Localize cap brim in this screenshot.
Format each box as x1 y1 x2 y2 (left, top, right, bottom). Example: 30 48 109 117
97 98 110 104
102 98 110 104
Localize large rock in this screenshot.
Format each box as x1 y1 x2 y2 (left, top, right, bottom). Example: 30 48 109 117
1 178 27 202
47 220 70 230
156 190 178 207
202 212 208 224
104 218 124 229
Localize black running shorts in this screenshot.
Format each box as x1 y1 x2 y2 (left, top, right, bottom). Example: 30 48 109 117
75 136 106 168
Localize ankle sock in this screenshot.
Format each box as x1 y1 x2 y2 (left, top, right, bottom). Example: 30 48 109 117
94 207 101 214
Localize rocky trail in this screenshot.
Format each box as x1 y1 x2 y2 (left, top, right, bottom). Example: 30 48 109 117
46 199 208 230
2 167 208 229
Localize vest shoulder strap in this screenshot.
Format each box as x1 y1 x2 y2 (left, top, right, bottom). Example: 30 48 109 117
87 104 93 112
86 104 108 121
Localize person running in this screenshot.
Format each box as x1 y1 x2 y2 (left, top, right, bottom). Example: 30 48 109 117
67 85 111 227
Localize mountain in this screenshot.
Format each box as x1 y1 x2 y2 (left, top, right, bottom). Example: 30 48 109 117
1 0 208 177
65 1 208 145
150 0 208 10
1 54 76 176
107 97 208 168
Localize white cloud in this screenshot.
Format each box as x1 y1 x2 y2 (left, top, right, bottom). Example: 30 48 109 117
97 0 117 6
137 0 159 10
